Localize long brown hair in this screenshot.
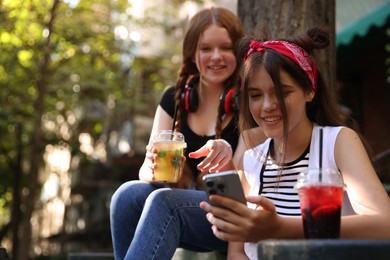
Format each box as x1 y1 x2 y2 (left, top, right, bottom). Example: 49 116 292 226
238 27 362 166
172 7 244 188
174 7 243 137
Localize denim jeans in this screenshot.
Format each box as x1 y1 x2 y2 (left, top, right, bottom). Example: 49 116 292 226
110 180 227 260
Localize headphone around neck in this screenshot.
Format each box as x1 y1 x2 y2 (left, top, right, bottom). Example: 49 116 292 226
180 82 240 115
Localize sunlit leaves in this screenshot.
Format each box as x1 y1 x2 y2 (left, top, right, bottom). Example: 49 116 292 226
0 192 11 227
0 31 23 46
0 2 190 254
17 49 34 67
0 0 132 239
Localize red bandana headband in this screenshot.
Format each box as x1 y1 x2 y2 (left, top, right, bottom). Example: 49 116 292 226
244 40 318 92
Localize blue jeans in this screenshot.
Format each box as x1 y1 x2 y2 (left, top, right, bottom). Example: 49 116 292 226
110 180 227 260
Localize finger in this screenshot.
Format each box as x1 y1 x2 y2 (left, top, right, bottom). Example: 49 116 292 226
207 156 230 172
146 152 157 162
188 146 210 159
209 195 247 216
146 144 156 153
209 195 246 217
200 199 231 218
189 139 216 159
199 201 211 212
199 142 233 171
202 198 249 239
246 196 275 212
197 147 222 170
146 146 157 159
147 163 156 170
204 213 232 241
211 223 243 242
146 152 157 166
207 212 246 242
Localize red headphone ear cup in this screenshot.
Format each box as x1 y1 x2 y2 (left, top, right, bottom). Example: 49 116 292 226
220 88 239 115
181 86 198 112
180 87 190 111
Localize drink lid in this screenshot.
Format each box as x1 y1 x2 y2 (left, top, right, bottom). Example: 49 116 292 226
153 130 187 147
296 168 345 189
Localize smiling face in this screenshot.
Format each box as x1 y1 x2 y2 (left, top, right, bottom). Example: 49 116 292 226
193 24 237 88
247 66 314 142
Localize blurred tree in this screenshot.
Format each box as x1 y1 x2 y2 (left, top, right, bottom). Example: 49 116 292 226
0 0 183 258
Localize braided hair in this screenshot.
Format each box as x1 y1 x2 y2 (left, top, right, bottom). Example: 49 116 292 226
172 7 244 188
174 7 243 137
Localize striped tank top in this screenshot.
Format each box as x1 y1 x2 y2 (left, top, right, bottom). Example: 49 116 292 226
260 141 309 216
243 125 353 260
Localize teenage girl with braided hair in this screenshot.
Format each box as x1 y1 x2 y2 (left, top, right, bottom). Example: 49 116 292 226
200 27 390 259
110 7 266 259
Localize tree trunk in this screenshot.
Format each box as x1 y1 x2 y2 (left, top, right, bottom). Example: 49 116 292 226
11 124 22 259
237 0 336 90
17 1 61 259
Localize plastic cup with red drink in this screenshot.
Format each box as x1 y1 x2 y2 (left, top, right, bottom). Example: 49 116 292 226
296 168 345 239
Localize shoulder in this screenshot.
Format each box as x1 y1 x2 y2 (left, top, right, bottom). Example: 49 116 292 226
160 86 176 116
335 127 363 151
244 138 271 162
313 125 344 137
161 85 175 100
312 125 345 148
334 127 370 169
309 125 346 169
335 127 360 145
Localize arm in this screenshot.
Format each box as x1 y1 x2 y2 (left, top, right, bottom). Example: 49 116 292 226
138 105 173 181
189 126 267 172
335 128 390 239
227 242 248 260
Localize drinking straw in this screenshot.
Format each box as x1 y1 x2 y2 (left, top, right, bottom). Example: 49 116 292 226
319 128 323 182
171 105 178 140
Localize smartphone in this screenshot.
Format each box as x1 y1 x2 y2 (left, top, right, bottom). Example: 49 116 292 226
202 170 246 207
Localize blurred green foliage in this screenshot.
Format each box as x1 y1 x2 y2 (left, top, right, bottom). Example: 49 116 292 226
0 0 187 256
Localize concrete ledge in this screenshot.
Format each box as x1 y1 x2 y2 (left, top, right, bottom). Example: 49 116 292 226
257 239 390 260
172 249 226 260
67 252 114 260
67 249 226 260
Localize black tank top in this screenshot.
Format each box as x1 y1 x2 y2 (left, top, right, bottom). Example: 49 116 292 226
160 86 240 180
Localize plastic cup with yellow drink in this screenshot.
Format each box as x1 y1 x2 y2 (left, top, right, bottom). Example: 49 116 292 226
152 130 186 183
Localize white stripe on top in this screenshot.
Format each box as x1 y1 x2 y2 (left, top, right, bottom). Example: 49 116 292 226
261 149 309 216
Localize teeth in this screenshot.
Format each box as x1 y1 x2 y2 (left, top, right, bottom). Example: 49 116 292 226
264 117 280 122
209 66 224 70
